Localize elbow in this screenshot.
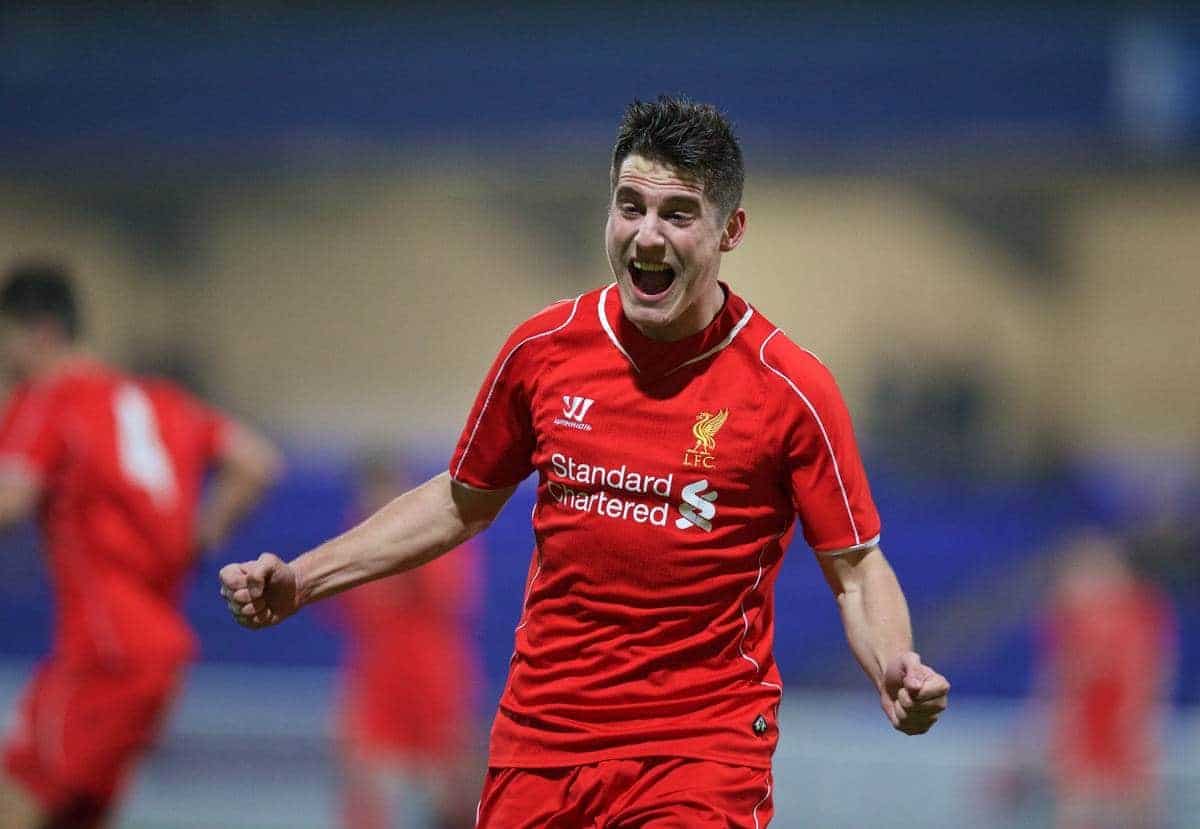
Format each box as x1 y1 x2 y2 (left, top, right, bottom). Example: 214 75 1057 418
256 443 285 489
460 510 497 540
237 435 285 492
833 580 862 612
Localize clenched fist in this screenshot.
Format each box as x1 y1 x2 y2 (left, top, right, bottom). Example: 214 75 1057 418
881 652 949 735
218 553 302 629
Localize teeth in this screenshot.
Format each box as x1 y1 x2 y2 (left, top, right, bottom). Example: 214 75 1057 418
633 261 670 272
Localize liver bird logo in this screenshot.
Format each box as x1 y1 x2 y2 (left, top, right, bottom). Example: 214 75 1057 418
691 409 729 454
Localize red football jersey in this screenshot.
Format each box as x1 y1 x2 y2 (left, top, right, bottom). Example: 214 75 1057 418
450 283 880 769
0 359 231 665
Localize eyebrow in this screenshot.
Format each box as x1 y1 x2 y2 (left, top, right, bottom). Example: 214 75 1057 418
614 185 703 208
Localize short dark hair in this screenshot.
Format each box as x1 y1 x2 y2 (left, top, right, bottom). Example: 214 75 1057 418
611 96 744 218
0 261 81 341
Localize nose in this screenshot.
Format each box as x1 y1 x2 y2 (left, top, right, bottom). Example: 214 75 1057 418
633 213 666 254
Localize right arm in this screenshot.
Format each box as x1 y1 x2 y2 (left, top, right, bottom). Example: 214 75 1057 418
219 472 513 628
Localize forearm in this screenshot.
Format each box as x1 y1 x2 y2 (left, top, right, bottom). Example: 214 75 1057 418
291 472 488 606
0 474 39 532
200 423 282 551
834 550 914 692
199 469 273 551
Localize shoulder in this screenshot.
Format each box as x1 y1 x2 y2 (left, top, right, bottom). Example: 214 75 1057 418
492 291 590 364
48 360 124 404
751 320 841 404
137 375 201 411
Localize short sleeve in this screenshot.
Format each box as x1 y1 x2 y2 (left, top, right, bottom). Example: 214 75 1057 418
192 395 234 464
448 318 547 490
0 385 63 486
148 379 234 465
764 336 881 554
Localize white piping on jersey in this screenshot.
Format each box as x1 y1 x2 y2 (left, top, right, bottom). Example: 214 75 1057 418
597 284 639 371
509 497 544 662
453 294 582 481
509 560 543 667
598 283 756 375
664 305 755 376
739 539 785 702
738 541 770 674
819 533 881 557
758 328 862 546
752 773 773 829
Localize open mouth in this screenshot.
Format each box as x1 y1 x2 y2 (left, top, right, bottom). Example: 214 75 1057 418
628 260 676 297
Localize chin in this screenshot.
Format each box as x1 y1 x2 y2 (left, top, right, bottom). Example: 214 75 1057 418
628 306 682 337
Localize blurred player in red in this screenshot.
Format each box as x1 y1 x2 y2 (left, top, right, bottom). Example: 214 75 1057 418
0 262 281 829
1042 529 1177 829
221 97 949 826
334 453 482 829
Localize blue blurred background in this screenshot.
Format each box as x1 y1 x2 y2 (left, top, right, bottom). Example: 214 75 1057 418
1 3 1198 827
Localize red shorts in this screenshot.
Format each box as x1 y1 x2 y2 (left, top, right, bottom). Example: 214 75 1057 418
476 758 774 828
3 657 183 814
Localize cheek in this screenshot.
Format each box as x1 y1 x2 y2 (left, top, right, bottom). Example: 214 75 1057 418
603 219 620 249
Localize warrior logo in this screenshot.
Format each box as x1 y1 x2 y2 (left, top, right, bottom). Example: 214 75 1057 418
683 409 728 469
555 395 596 431
675 478 718 531
561 396 595 422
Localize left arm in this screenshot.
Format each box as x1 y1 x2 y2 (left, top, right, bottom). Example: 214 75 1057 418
0 469 39 532
196 421 283 553
818 543 950 734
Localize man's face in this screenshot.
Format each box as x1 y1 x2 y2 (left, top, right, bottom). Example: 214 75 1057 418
605 154 745 341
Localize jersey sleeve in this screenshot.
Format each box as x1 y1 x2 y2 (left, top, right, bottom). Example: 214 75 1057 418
0 385 63 486
192 395 235 463
763 335 881 554
151 379 235 464
449 301 574 490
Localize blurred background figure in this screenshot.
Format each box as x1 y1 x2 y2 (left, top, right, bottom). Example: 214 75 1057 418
331 452 483 829
0 261 280 828
1041 529 1178 829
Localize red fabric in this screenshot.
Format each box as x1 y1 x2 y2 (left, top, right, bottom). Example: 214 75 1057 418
1047 581 1175 790
450 284 880 770
337 537 482 760
2 657 183 811
477 758 774 828
0 361 230 811
0 361 230 665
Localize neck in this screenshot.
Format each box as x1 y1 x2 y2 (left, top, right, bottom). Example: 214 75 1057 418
26 347 83 382
635 279 726 342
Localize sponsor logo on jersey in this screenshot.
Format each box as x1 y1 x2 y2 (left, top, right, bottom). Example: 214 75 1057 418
683 409 728 469
545 454 721 532
675 478 718 531
548 452 672 525
554 395 596 431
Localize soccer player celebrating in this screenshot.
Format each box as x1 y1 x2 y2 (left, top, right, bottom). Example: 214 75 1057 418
0 262 281 829
220 96 949 826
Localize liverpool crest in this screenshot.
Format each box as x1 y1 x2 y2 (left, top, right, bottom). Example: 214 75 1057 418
683 409 728 469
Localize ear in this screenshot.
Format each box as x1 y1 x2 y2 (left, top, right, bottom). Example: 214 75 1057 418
719 207 747 252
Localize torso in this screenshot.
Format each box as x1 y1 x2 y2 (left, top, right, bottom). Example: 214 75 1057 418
451 284 879 768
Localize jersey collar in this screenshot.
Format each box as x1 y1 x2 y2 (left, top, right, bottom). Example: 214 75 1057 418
599 282 753 378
